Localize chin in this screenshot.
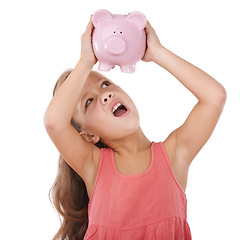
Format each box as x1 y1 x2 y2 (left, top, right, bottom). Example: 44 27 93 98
123 116 140 134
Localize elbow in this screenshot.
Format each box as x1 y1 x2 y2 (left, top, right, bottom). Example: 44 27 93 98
44 111 70 136
218 85 227 106
43 112 55 133
212 85 227 110
43 111 62 135
202 84 227 110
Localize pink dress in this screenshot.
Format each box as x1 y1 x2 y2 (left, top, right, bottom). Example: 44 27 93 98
84 142 192 239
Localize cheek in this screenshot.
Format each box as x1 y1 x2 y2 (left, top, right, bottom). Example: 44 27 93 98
83 108 106 133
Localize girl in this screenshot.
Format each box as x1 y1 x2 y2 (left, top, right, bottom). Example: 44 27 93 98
44 16 226 240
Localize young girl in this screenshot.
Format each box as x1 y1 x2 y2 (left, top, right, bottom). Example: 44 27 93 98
44 16 226 240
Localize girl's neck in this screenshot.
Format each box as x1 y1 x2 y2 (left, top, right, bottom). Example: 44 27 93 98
107 127 152 156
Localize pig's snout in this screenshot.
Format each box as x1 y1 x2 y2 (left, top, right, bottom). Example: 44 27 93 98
105 37 126 55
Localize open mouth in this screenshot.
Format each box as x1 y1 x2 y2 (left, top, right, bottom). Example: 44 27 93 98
112 102 128 117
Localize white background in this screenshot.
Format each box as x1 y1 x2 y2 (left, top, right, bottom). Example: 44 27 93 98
1 0 239 239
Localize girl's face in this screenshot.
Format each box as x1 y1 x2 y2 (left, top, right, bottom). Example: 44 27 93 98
74 72 140 144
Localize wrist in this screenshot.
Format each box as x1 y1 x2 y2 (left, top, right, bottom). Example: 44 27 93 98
152 46 167 65
78 58 95 70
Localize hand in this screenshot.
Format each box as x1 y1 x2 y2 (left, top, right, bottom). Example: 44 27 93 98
142 21 163 62
80 16 97 68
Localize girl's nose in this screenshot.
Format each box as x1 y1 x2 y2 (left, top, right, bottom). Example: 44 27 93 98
100 92 113 105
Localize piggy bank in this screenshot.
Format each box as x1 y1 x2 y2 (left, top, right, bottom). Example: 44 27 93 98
92 9 147 73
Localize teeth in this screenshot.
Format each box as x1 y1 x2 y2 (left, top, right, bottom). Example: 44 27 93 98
112 103 122 113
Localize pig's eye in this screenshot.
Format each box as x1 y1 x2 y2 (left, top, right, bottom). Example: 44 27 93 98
120 31 123 34
114 31 116 33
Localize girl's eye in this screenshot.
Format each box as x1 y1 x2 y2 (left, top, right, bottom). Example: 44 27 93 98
102 81 111 89
85 98 93 109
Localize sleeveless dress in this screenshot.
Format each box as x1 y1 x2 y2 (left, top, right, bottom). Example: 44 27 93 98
84 142 192 239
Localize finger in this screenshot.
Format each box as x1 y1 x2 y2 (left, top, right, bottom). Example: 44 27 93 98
86 18 94 31
145 20 155 33
82 17 94 39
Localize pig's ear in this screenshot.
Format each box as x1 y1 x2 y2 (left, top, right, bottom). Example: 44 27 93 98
126 12 147 30
92 9 113 27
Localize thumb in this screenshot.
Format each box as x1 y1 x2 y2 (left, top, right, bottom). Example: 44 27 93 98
81 17 94 41
86 17 94 33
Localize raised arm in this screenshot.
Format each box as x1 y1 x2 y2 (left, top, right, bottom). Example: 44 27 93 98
143 21 226 190
44 18 99 180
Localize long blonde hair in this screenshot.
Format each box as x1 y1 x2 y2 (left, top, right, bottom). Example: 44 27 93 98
49 70 105 240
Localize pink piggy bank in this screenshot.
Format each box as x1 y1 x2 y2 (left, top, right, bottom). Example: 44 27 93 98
92 9 147 73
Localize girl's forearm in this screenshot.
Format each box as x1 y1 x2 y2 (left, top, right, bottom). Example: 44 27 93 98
153 47 226 104
44 60 92 129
